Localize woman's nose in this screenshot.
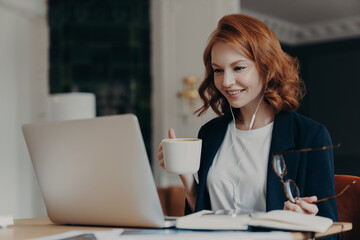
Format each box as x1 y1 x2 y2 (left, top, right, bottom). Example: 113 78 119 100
222 71 235 87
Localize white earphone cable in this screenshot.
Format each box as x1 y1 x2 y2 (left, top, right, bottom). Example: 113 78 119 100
228 94 264 214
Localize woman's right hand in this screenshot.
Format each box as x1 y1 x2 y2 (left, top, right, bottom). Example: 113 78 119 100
283 196 319 215
157 128 198 211
157 128 176 169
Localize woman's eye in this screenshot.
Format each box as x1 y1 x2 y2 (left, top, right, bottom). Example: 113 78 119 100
213 68 223 73
234 66 245 71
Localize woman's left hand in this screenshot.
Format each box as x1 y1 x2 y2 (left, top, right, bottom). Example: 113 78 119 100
283 196 319 215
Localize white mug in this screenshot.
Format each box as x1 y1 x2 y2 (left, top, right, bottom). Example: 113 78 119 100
162 138 202 174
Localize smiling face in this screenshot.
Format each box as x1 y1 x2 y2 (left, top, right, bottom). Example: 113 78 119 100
212 41 265 112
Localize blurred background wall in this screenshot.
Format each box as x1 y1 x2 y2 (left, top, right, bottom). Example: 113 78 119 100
0 0 359 218
0 0 48 218
151 0 239 186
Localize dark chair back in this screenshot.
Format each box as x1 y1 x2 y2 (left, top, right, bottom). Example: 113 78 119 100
157 186 186 216
335 174 360 240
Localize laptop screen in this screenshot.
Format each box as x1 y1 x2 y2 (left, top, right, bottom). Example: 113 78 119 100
22 114 168 228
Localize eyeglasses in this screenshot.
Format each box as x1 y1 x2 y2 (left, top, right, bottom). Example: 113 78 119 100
272 143 357 204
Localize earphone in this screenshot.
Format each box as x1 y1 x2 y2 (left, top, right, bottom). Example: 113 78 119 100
225 73 270 214
230 71 269 132
229 93 263 132
228 94 263 214
249 94 263 130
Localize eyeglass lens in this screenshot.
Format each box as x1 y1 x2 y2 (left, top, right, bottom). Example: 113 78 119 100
272 155 300 203
273 155 286 177
284 179 300 203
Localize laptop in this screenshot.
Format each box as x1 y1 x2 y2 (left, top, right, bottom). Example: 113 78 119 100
22 114 175 228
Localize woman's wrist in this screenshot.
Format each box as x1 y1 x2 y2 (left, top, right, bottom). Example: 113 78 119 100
184 187 197 198
179 173 197 212
179 173 197 196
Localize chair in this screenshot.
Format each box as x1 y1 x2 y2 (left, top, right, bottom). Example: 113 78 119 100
335 174 360 240
157 186 186 216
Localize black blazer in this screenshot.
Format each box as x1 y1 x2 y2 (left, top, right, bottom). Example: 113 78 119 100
186 111 338 238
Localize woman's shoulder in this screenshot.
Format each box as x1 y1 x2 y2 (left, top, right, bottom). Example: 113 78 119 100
282 111 332 144
290 111 327 131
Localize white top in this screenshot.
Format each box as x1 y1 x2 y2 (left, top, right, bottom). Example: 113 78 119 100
207 120 274 214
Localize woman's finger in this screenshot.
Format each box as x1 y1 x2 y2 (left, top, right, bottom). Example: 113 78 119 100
300 196 318 203
159 159 164 168
168 128 176 139
284 201 305 214
157 150 165 169
157 150 163 161
295 199 319 215
156 128 176 170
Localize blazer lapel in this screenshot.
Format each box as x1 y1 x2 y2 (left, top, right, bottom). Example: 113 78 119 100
266 111 296 211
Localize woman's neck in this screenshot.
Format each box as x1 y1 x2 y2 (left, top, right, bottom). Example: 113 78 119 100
236 100 275 130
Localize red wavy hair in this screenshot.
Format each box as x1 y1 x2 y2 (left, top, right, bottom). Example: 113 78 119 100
196 14 306 116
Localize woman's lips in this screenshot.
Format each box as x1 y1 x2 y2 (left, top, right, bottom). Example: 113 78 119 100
226 89 245 96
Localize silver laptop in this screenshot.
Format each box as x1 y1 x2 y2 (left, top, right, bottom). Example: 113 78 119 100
22 114 175 228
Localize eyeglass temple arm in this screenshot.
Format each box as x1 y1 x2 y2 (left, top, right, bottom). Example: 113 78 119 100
273 143 341 157
313 180 357 204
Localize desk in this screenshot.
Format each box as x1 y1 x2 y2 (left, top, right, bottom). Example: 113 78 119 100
0 218 352 240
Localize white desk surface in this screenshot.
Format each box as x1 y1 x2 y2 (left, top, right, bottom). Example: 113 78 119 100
0 217 352 240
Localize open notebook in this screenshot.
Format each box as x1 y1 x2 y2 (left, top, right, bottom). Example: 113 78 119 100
22 114 175 228
176 210 333 232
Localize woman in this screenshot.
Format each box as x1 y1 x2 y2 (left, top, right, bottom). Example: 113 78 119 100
157 14 338 228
